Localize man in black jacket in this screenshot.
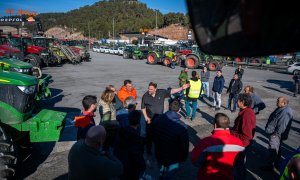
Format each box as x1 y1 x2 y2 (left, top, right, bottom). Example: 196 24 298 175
151 99 189 179
114 110 146 180
235 65 244 79
226 74 243 112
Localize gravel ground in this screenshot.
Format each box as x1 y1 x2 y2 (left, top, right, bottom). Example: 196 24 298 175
17 52 300 180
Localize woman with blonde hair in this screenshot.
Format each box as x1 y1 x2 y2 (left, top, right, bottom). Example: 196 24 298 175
98 89 117 122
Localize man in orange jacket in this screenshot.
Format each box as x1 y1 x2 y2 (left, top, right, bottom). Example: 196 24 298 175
117 80 137 103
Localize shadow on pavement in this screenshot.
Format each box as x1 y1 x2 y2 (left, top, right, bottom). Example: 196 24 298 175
246 125 297 179
39 88 65 108
17 142 56 179
187 125 201 147
266 79 294 92
262 85 294 96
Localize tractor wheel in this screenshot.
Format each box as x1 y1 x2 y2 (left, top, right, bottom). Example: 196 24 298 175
0 126 17 179
185 55 199 69
132 55 137 60
24 54 41 67
208 61 220 71
123 52 129 59
147 53 158 65
163 57 172 66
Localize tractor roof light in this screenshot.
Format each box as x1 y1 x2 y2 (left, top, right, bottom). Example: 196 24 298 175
17 85 36 94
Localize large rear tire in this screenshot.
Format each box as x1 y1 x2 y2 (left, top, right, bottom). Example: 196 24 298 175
185 55 199 69
147 53 158 65
163 57 172 66
0 126 17 179
208 61 220 71
24 54 41 67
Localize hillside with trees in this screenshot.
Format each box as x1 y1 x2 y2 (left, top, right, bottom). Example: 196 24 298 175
27 0 190 39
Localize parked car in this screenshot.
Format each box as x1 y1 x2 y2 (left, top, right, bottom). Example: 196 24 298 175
287 62 300 74
92 46 98 52
113 48 119 55
93 46 100 53
100 46 106 53
104 47 110 53
118 47 124 55
109 48 114 54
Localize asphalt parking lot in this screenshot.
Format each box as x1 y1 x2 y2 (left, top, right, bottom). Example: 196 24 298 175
19 52 300 180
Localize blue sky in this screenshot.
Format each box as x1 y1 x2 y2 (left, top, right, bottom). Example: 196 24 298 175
0 0 187 16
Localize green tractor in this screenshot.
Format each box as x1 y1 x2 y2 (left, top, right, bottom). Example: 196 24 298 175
0 57 52 101
132 46 150 60
184 45 224 71
0 62 66 178
147 45 178 67
123 44 137 59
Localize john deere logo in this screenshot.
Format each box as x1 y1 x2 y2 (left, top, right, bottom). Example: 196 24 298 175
27 16 35 22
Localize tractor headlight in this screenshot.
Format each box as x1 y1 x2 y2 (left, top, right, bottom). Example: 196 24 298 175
11 68 23 73
10 68 30 73
17 85 36 94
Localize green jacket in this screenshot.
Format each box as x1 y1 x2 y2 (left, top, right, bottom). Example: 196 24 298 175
68 140 123 180
179 70 188 87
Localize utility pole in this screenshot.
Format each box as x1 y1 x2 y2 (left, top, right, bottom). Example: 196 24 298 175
113 17 115 48
88 22 91 50
155 10 158 42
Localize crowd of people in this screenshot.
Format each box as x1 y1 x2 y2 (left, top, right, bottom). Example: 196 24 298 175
68 65 299 180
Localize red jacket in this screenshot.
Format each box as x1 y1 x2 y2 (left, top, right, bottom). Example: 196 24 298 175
231 107 256 147
191 129 244 180
117 86 137 103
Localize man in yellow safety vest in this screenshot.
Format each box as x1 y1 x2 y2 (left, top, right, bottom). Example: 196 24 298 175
185 71 203 121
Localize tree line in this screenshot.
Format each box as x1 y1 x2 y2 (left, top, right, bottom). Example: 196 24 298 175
26 0 190 39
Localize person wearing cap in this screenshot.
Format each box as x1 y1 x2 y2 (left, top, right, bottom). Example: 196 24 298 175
68 125 123 180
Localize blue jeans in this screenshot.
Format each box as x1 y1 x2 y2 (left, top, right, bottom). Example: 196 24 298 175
227 93 238 111
202 82 209 97
185 99 197 119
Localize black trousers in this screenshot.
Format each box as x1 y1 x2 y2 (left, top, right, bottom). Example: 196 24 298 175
146 123 153 154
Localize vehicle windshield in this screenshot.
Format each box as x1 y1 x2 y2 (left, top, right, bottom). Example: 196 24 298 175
0 37 8 45
22 38 34 46
9 37 22 48
33 38 47 48
125 46 135 51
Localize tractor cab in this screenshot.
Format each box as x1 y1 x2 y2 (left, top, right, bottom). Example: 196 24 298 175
0 35 22 59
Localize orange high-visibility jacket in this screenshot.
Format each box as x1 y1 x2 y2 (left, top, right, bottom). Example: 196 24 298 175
117 86 137 102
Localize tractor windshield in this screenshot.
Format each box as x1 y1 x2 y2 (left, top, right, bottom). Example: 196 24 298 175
33 38 48 48
22 38 34 46
33 38 47 48
0 36 8 45
9 37 22 49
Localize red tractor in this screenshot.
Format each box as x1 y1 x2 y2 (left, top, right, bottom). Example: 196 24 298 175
0 35 22 59
9 35 50 67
